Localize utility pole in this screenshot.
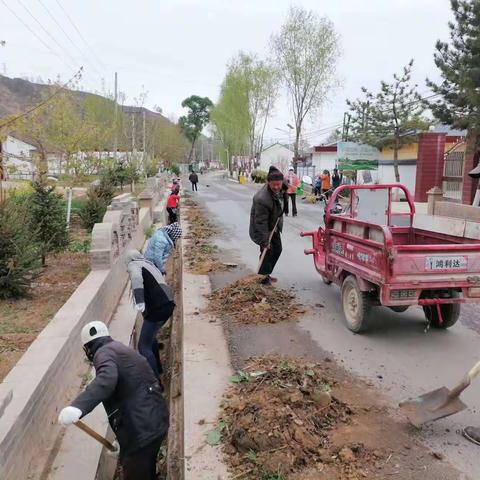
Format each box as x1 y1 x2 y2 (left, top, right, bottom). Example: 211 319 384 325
142 109 146 177
201 141 204 165
113 72 118 160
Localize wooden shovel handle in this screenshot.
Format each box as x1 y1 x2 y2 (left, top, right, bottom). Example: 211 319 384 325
447 360 480 400
75 420 117 452
257 216 281 274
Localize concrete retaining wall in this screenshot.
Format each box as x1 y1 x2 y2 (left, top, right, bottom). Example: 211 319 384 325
0 176 168 480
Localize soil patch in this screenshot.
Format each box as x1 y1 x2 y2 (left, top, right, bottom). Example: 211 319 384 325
182 201 228 274
208 275 306 325
219 356 384 480
0 250 90 381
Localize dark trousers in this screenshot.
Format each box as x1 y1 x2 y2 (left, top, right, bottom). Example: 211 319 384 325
314 186 321 196
121 436 164 480
191 181 198 191
258 232 282 275
285 193 297 216
138 305 175 376
166 207 177 224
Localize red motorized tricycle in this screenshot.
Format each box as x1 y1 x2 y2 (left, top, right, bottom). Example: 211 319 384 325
301 184 480 332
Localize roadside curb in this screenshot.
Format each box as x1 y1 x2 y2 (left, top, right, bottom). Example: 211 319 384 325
181 218 232 480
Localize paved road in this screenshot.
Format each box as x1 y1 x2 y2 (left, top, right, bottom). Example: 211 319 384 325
193 172 480 478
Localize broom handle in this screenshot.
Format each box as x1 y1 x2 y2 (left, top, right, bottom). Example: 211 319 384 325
75 420 117 452
257 216 281 274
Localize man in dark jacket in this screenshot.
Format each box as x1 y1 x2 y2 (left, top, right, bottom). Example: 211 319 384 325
189 171 199 191
58 321 168 480
249 165 286 284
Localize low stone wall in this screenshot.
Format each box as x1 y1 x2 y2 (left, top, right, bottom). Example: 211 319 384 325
0 176 167 480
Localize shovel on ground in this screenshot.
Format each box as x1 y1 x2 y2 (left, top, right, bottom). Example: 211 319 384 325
399 360 480 427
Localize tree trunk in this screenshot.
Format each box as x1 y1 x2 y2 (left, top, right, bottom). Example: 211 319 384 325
293 128 300 174
393 132 400 183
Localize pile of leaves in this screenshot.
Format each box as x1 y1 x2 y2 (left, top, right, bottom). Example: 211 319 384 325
183 201 227 274
215 357 384 480
208 275 306 324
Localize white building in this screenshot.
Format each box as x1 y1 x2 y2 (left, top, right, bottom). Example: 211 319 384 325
311 145 337 174
259 143 294 173
1 135 37 179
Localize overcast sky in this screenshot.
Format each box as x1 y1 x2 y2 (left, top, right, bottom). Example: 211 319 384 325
1 0 453 145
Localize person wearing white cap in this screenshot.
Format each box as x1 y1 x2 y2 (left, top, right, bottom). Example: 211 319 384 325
58 321 168 480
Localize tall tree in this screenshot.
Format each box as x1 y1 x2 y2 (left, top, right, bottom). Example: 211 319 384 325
427 0 480 154
228 52 279 164
211 70 250 173
271 6 340 171
179 95 213 162
347 60 429 182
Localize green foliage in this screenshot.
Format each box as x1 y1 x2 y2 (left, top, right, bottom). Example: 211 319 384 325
427 0 480 132
102 161 139 190
78 189 108 231
68 239 91 253
179 95 214 161
205 421 226 446
0 200 41 299
251 169 267 183
169 164 181 176
29 180 69 265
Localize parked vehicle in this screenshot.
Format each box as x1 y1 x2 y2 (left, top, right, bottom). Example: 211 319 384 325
301 184 480 332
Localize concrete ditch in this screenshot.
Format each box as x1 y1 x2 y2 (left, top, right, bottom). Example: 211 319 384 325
0 176 170 480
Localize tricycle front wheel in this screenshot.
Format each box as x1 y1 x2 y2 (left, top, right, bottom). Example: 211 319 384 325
341 276 371 333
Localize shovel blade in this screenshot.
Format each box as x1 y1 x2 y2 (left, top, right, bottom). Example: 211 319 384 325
399 387 467 427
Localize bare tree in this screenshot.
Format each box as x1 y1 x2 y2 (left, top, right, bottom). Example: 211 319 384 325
271 6 340 171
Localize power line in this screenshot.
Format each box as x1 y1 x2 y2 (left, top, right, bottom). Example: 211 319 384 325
0 67 83 130
1 0 74 71
53 0 106 71
15 0 79 70
35 0 104 78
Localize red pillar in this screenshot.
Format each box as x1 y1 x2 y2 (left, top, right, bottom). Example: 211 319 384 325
415 132 446 202
461 132 479 205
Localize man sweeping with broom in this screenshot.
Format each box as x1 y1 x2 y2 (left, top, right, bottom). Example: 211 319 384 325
249 166 286 285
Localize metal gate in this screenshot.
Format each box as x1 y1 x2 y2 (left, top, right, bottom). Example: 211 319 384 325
443 148 464 201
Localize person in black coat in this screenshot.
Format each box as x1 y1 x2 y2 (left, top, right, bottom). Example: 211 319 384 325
189 171 199 191
126 249 176 377
249 166 287 284
58 321 169 480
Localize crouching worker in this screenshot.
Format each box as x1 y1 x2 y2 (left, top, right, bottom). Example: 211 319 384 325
144 223 182 275
126 249 176 377
58 321 169 480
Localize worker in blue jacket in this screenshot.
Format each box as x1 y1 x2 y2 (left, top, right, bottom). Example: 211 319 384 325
144 223 182 275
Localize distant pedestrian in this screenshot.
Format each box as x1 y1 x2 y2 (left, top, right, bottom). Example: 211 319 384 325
144 223 182 275
125 250 176 378
314 175 322 197
189 171 199 191
249 166 286 285
332 168 343 190
285 167 300 217
321 169 331 198
166 192 180 224
58 320 168 480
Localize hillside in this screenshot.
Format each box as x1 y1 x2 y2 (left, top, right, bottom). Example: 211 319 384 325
0 74 171 125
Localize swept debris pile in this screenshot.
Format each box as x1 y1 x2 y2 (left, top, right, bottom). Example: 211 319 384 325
182 200 227 274
217 357 385 480
208 275 306 324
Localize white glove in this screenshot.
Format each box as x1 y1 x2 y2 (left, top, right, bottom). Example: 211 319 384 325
136 302 146 313
106 440 120 457
58 406 82 425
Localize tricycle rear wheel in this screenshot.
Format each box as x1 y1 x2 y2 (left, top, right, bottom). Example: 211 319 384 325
423 300 460 329
341 276 371 333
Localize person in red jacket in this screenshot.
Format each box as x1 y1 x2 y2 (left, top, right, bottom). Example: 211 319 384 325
166 192 180 224
285 167 300 217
